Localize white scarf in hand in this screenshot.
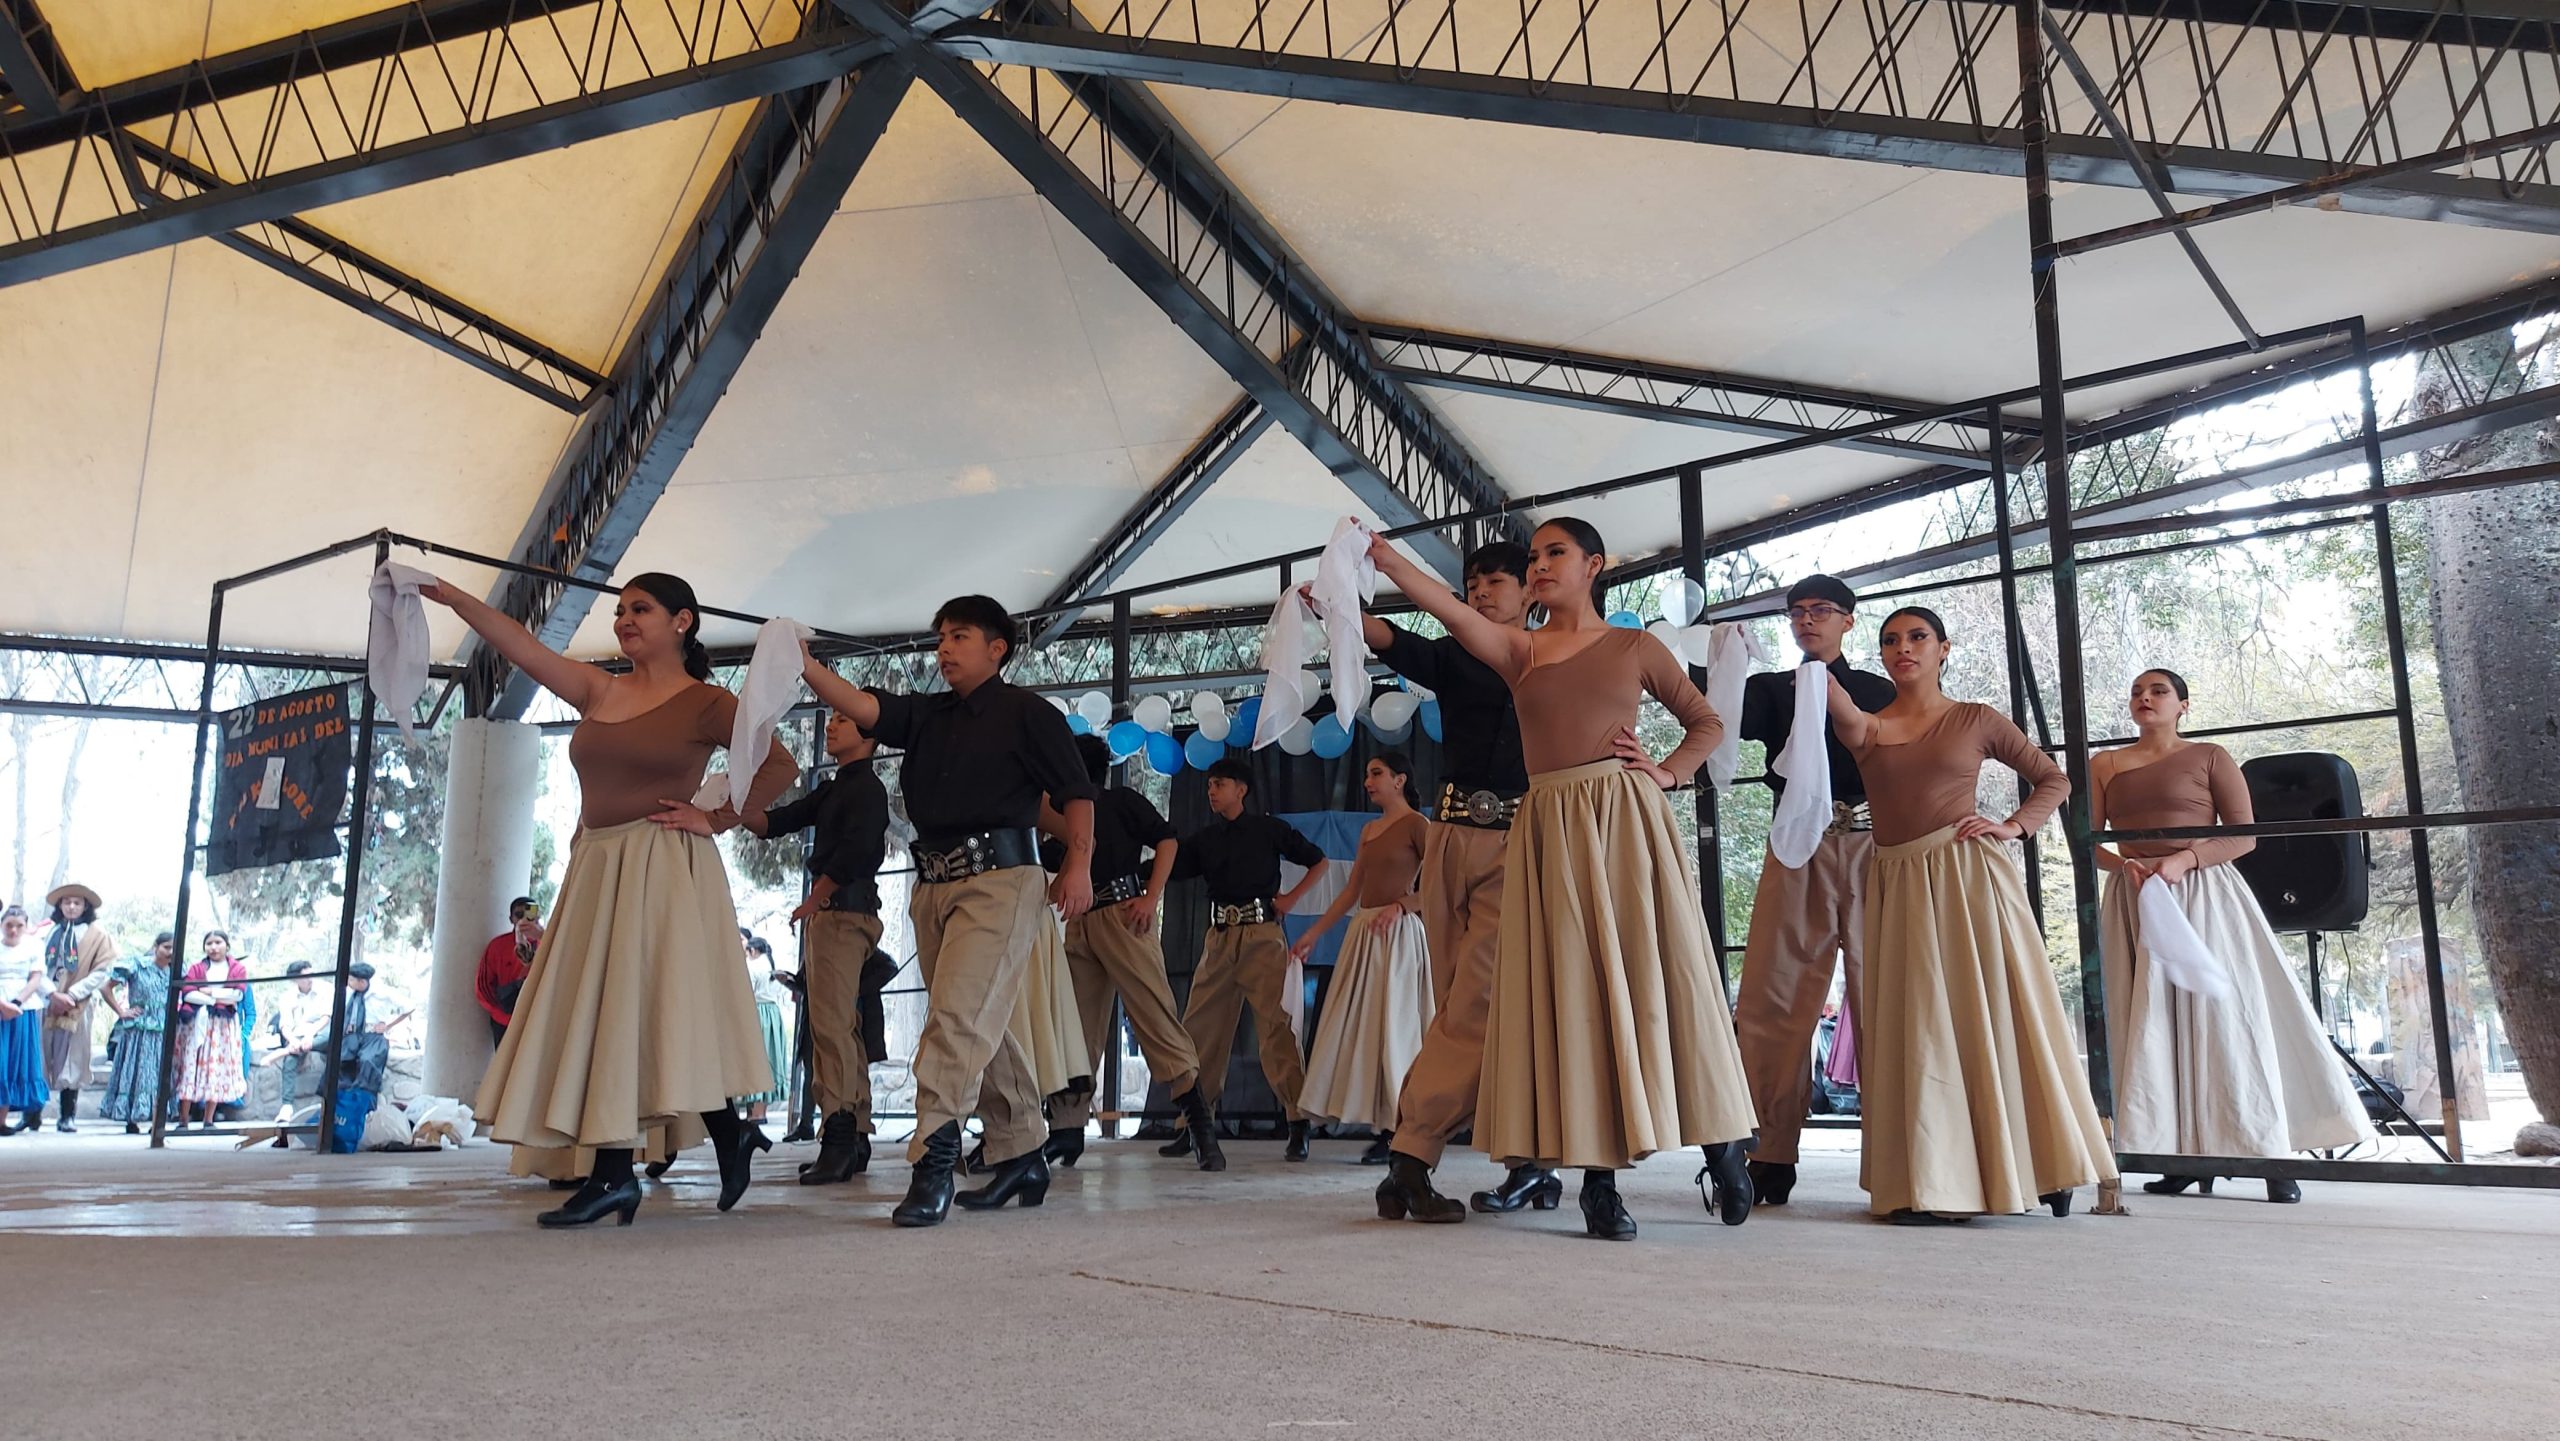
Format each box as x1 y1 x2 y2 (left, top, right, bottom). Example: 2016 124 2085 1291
1766 660 1833 869
366 562 441 746
1255 517 1376 748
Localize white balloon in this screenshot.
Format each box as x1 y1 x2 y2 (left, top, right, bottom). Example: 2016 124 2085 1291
1370 691 1419 731
1190 692 1227 725
1047 694 1070 714
1676 624 1716 668
1196 709 1231 743
1295 668 1325 705
1277 717 1315 755
1647 620 1683 656
1132 694 1174 734
1660 577 1707 627
1075 691 1112 729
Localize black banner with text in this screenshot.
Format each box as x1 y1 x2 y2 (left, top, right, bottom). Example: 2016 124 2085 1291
207 684 353 877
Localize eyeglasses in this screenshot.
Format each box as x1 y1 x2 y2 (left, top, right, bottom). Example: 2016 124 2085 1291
1785 604 1848 622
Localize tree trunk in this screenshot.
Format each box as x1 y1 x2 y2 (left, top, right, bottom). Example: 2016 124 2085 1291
9 710 32 903
48 722 87 891
2415 341 2560 1127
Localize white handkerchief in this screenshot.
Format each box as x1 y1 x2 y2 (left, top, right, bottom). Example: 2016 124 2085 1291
728 617 813 813
2137 879 2235 1001
1766 660 1833 869
1256 518 1377 747
366 562 440 746
1698 623 1769 792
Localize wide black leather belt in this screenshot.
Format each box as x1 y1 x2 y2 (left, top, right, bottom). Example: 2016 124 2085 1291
1209 899 1277 929
1827 802 1873 836
1094 874 1148 906
913 829 1041 883
1438 782 1523 830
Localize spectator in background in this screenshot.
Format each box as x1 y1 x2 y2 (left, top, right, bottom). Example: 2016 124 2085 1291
1 906 54 1134
477 898 542 1047
263 961 334 1121
99 933 177 1133
329 962 414 1094
740 934 789 1128
174 931 249 1130
39 883 118 1132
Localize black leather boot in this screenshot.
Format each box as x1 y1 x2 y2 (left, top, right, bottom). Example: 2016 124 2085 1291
1696 1141 1755 1226
1376 1153 1466 1223
704 1106 764 1213
1579 1169 1636 1241
1747 1160 1796 1206
1156 1129 1195 1158
799 1110 870 1185
1177 1085 1225 1172
963 1137 989 1176
1041 1126 1086 1169
1283 1118 1311 1162
56 1090 77 1133
2040 1189 2074 1218
1470 1165 1563 1213
1358 1130 1394 1165
2266 1178 2302 1204
894 1121 963 1228
956 1146 1052 1211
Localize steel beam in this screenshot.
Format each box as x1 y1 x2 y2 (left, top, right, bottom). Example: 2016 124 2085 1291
1370 326 2008 469
0 2 889 288
0 1 76 118
1031 395 1274 648
476 56 918 715
848 0 1521 580
934 1 2560 233
115 137 599 411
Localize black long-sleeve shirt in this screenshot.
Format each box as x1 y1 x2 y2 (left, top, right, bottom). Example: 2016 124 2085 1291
866 678 1096 843
1044 788 1176 883
1738 657 1898 802
1173 813 1326 903
1374 621 1528 794
762 765 890 914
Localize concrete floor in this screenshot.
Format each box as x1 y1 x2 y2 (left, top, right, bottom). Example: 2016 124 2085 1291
3 1129 2554 1441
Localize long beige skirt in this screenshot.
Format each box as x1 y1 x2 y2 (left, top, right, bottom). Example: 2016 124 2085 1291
1008 906 1090 1099
1861 826 2116 1216
1299 905 1436 1128
477 819 770 1159
2101 864 2374 1157
1476 760 1756 1170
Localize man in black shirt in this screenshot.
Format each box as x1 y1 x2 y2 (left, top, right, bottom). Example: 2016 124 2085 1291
801 596 1096 1228
1042 736 1224 1170
1323 540 1551 1223
739 709 891 1185
1169 757 1324 1160
1733 574 1897 1206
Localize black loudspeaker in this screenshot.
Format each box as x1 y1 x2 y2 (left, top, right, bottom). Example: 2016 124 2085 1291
2233 752 2369 932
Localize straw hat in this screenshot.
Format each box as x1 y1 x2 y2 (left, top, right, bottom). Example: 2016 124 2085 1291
46 882 103 913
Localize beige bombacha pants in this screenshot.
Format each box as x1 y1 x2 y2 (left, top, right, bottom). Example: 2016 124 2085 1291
907 867 1049 1166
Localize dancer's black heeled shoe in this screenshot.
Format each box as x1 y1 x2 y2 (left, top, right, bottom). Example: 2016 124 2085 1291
1886 1209 1972 1226
1470 1165 1563 1213
2265 1178 2302 1204
956 1146 1051 1211
2143 1175 2213 1196
538 1177 642 1228
1157 1129 1194 1158
1176 1085 1225 1172
1358 1130 1394 1165
1040 1126 1086 1169
1579 1170 1636 1241
1747 1160 1796 1206
800 1111 870 1184
643 1158 672 1180
1376 1153 1466 1223
2040 1189 2074 1218
963 1137 989 1176
895 1121 963 1228
1283 1119 1311 1162
1696 1141 1756 1226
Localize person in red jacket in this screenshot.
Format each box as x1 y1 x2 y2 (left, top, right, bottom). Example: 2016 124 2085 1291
475 897 540 1048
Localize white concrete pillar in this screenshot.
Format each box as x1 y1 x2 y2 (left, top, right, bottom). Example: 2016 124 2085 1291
424 717 540 1098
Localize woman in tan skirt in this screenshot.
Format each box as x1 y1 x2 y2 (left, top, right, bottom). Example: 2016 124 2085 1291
425 572 794 1228
1826 605 2114 1225
1368 518 1757 1240
2094 670 2373 1203
1290 751 1436 1163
